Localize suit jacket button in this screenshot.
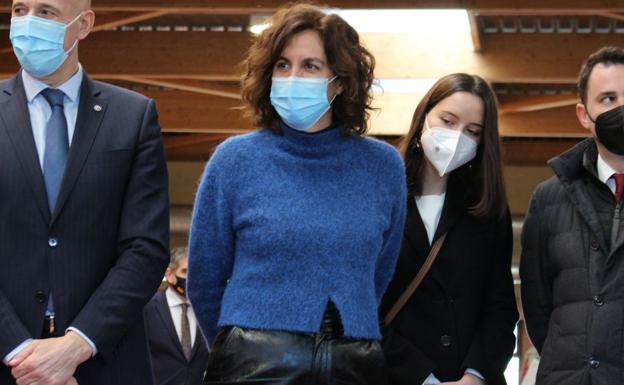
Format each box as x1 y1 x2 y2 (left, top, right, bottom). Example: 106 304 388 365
591 240 600 251
440 334 451 347
48 238 58 247
589 358 600 368
35 291 46 303
593 295 604 307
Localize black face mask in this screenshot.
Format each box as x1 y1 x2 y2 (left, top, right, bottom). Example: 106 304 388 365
170 276 187 297
594 105 624 155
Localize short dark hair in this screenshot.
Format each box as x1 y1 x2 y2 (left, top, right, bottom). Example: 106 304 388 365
401 73 507 220
169 247 188 271
241 3 376 135
578 46 624 105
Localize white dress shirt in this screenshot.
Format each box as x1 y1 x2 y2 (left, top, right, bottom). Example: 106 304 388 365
166 287 198 347
415 194 446 245
597 153 618 194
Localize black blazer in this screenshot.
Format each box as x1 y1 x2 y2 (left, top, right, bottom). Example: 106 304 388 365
144 290 209 385
0 72 170 384
381 188 518 385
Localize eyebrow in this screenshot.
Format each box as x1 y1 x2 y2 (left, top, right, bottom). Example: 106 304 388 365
595 91 617 99
12 2 62 15
277 56 325 64
440 110 484 129
42 4 63 14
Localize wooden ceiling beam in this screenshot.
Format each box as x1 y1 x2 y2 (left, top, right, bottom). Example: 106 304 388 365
475 9 624 16
0 30 620 82
501 139 581 166
2 1 622 12
116 76 241 99
0 31 251 76
92 10 171 32
366 32 623 82
164 134 230 161
137 89 251 131
4 0 622 11
595 11 624 22
143 90 587 138
499 105 588 138
468 10 483 52
499 94 580 114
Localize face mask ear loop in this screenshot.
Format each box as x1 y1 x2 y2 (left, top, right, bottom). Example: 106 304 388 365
67 11 85 28
585 104 596 124
64 11 85 55
327 76 340 105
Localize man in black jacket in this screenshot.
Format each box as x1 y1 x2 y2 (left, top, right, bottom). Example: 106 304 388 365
521 46 624 385
145 248 209 385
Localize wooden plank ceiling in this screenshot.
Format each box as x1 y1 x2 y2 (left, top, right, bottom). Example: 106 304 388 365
1 0 623 165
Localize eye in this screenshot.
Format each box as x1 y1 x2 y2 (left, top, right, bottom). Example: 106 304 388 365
465 128 481 137
274 60 289 71
303 62 320 72
12 6 26 16
39 9 57 18
600 95 616 104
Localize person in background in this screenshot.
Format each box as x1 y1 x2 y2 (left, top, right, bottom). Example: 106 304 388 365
145 247 209 385
0 0 170 384
521 46 624 385
187 3 406 384
381 73 518 385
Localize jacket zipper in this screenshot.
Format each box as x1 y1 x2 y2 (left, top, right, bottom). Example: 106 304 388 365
611 200 622 248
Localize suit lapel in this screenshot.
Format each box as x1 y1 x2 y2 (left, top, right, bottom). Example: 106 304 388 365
404 196 446 288
403 196 430 252
405 187 464 290
191 325 203 356
0 73 50 222
51 74 107 224
155 291 186 359
432 188 462 243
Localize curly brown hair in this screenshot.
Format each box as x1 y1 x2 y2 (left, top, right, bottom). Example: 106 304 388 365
241 3 375 135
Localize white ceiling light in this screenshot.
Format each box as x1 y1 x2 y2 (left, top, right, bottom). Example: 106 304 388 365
326 9 471 34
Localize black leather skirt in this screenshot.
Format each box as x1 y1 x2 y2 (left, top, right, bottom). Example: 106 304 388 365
204 302 387 385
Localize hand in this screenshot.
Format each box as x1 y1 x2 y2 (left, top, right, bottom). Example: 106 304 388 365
9 332 91 385
439 373 485 385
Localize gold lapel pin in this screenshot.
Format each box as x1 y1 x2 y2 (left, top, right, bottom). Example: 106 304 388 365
94 105 102 112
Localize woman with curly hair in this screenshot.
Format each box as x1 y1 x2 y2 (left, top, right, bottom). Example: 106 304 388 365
187 3 406 385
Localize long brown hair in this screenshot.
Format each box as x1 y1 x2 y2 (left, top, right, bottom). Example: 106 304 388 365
401 73 507 220
240 3 375 135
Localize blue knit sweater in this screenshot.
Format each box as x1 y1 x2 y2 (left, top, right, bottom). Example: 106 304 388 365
187 124 406 345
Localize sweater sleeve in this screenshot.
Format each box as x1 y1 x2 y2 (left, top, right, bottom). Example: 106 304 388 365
187 144 236 346
375 155 408 304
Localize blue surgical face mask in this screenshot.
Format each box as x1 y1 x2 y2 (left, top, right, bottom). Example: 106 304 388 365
270 76 338 131
10 12 83 78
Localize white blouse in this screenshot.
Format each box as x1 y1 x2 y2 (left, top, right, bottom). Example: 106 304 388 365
415 193 446 244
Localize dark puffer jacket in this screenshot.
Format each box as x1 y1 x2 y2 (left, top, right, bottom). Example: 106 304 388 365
521 138 624 385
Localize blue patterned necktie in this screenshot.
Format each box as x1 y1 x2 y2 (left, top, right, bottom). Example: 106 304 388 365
41 88 69 213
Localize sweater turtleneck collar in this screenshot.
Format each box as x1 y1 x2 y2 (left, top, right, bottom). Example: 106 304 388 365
277 120 352 155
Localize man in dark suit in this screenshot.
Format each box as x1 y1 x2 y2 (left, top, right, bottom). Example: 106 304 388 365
0 0 169 384
145 248 209 385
